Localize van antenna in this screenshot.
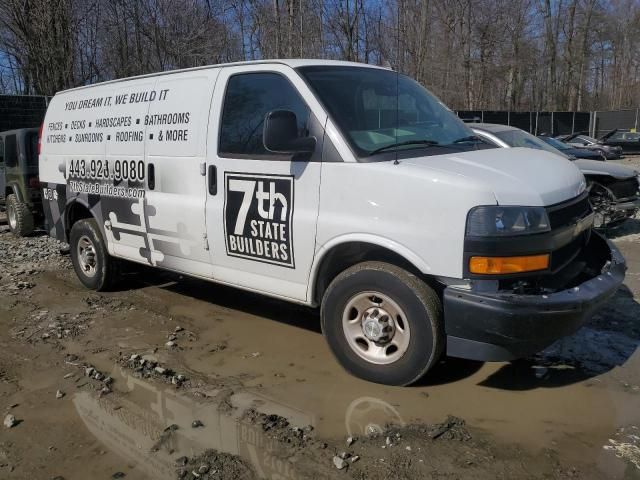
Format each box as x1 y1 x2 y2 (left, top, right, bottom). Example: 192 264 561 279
394 4 400 166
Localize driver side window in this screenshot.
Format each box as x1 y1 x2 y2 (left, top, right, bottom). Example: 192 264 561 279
219 73 309 158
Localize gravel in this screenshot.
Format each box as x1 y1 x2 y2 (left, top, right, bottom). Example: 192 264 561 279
332 455 348 469
175 449 255 480
4 414 18 428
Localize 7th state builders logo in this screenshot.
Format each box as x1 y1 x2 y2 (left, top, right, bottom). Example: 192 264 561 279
224 172 295 268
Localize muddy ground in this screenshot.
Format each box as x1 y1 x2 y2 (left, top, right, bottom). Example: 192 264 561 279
1 159 640 480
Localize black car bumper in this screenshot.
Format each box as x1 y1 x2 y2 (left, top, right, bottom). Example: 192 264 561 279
604 147 623 159
443 233 626 361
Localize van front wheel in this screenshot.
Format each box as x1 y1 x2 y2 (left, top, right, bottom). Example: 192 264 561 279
70 218 118 291
321 262 444 386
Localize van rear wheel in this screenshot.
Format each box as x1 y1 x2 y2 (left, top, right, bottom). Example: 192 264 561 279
321 261 444 386
70 218 119 291
6 194 34 237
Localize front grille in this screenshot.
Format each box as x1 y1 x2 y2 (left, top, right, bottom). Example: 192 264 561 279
550 232 587 272
546 193 592 229
608 177 639 199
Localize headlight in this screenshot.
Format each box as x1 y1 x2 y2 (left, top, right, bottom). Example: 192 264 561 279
466 206 550 236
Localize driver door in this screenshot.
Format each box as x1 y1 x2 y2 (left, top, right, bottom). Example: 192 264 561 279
205 64 326 302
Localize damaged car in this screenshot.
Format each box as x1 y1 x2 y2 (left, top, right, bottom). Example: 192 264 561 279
600 129 640 155
537 134 605 161
557 133 623 160
472 123 640 229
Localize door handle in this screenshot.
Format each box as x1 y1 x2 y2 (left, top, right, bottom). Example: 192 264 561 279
148 163 155 190
208 165 217 195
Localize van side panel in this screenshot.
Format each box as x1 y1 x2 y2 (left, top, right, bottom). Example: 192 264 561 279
40 73 217 279
40 87 109 241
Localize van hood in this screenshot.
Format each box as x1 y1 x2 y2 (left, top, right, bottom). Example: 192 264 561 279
400 147 586 206
573 158 638 179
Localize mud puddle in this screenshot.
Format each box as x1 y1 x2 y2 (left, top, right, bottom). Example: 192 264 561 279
64 361 606 480
1 223 640 478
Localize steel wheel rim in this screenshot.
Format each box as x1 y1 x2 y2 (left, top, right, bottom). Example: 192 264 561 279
77 235 98 278
7 204 17 230
342 291 410 365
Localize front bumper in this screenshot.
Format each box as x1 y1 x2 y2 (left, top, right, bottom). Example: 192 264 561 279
444 233 626 361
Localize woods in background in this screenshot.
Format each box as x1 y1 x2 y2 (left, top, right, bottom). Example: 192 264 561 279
0 0 638 112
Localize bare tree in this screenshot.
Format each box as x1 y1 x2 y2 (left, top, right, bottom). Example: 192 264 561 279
0 0 639 111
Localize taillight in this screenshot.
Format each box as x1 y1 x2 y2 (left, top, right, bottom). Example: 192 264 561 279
37 123 43 155
29 177 40 188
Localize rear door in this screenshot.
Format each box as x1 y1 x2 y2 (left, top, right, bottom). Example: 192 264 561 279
0 137 5 202
4 134 18 197
23 130 41 205
142 70 220 277
205 64 326 301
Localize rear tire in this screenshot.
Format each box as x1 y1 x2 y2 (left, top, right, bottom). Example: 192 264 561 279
6 194 34 237
70 218 119 291
321 261 444 386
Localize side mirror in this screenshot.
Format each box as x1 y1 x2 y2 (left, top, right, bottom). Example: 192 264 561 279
263 110 316 155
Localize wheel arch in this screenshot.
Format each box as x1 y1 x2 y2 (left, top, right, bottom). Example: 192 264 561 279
308 235 434 306
64 198 96 242
7 183 24 202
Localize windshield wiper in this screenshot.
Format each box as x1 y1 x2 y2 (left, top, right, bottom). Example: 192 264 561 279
369 139 440 156
452 135 483 144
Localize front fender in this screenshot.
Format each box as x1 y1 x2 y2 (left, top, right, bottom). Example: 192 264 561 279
306 233 432 304
8 183 25 202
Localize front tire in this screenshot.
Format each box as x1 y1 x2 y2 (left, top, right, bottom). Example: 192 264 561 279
321 261 444 386
70 218 119 291
6 194 34 237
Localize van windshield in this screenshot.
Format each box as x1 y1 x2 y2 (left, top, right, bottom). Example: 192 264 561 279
297 66 477 159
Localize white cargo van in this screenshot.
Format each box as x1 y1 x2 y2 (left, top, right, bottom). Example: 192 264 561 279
39 60 626 385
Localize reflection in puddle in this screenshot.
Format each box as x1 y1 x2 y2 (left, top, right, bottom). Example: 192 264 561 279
72 365 405 479
344 396 405 438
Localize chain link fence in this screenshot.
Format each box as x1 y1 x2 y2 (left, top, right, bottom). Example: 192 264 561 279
0 95 49 132
590 109 640 138
457 108 640 139
455 110 592 136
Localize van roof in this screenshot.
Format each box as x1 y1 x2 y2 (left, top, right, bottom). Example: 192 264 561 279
58 59 389 95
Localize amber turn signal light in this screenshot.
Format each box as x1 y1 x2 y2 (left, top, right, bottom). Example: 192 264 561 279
469 254 550 274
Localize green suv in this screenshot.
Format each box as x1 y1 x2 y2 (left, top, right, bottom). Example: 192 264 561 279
0 128 42 236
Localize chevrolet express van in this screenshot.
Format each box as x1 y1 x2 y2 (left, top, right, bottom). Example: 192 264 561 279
39 60 625 385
